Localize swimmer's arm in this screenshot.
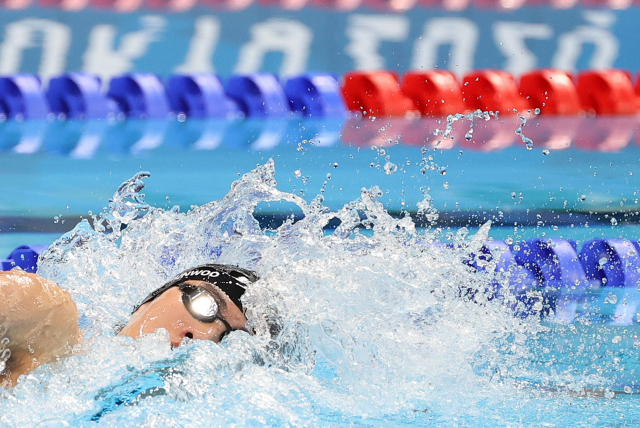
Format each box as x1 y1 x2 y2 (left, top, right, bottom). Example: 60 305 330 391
0 271 82 388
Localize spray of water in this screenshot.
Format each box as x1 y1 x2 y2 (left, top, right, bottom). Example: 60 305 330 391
434 108 536 151
0 326 10 379
0 161 601 427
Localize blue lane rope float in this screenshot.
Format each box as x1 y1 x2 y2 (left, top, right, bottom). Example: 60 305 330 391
283 74 347 118
579 239 640 325
107 73 171 119
0 75 50 120
224 73 291 118
1 245 48 273
468 239 538 303
485 238 640 325
47 73 115 120
580 239 640 288
0 72 347 121
165 74 241 119
513 239 589 323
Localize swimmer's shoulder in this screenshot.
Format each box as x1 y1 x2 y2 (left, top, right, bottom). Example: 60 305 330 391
0 270 78 328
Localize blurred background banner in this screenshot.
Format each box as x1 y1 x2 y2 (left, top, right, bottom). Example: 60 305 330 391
1 7 639 83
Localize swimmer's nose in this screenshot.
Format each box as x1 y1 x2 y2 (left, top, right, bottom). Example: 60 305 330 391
169 330 193 347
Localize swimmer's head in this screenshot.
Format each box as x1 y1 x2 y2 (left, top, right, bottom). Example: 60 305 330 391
118 264 258 347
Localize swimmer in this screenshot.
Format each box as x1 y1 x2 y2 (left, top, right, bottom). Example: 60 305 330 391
0 264 258 388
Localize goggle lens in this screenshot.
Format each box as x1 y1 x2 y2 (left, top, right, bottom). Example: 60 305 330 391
181 285 219 323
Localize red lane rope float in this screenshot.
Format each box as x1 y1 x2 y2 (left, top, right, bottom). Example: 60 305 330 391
462 69 528 115
401 70 466 117
518 69 582 115
341 70 418 117
577 69 640 116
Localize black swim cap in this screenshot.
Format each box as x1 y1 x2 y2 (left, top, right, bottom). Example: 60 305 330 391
133 264 259 314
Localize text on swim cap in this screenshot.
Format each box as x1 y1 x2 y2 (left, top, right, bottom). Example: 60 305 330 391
178 269 221 280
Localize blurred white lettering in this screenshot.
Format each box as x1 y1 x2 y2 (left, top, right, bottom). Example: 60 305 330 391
493 22 553 76
175 16 221 74
411 18 478 77
82 15 166 84
235 18 312 76
552 11 619 72
346 15 409 70
0 19 71 84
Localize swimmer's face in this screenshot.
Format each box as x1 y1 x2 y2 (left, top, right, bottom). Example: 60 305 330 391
118 280 248 347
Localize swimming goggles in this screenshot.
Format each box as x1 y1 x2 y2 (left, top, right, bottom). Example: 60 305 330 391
179 283 234 335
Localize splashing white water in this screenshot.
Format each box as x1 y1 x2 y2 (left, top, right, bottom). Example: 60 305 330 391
0 326 10 379
0 161 621 427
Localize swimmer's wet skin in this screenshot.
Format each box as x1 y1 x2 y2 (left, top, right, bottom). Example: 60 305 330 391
0 264 258 388
0 270 82 388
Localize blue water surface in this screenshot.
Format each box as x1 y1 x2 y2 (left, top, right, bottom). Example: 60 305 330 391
1 117 640 427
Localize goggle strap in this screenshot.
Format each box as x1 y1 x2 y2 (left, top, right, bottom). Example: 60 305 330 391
216 315 233 335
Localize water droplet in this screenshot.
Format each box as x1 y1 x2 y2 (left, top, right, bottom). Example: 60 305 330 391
579 195 586 201
440 169 447 176
53 216 59 224
611 218 618 226
326 173 332 180
599 257 608 266
534 108 541 115
605 389 615 399
542 149 550 155
612 335 622 343
505 237 514 245
625 386 633 394
607 293 619 305
294 170 302 178
443 182 449 189
384 162 398 175
464 133 472 141
511 192 517 199
177 113 187 122
332 162 339 168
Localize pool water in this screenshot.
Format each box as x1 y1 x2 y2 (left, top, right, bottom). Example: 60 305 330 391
1 116 640 426
0 163 636 426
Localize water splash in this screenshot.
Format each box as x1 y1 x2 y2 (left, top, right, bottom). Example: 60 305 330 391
0 326 10 378
441 109 498 141
433 109 535 150
0 162 624 426
515 113 534 150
